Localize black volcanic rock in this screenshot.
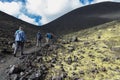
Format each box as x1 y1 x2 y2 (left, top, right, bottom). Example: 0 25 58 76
1 2 120 38
0 11 40 51
41 2 120 35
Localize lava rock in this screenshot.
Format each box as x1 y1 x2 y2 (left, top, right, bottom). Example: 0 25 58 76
51 57 57 63
10 74 19 80
1 48 7 53
28 70 42 80
36 56 43 63
111 46 120 52
67 46 75 52
0 59 5 63
74 56 78 62
79 71 85 75
74 78 81 80
116 56 120 60
78 50 85 54
61 40 69 44
73 64 78 70
52 75 62 80
72 72 77 76
102 57 110 62
40 64 47 71
28 73 37 80
61 66 65 72
101 67 107 72
9 65 24 75
84 42 90 46
91 68 99 74
67 57 72 65
60 72 67 78
80 56 85 60
98 35 101 39
70 36 78 42
88 54 95 58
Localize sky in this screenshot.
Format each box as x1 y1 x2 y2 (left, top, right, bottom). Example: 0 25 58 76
0 0 120 26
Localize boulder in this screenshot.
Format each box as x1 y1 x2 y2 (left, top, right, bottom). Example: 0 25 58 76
84 42 90 46
98 35 101 39
101 67 107 72
79 71 85 75
51 57 57 63
67 57 72 65
67 46 75 52
111 46 120 52
10 74 19 80
91 68 99 74
9 65 24 75
102 57 110 62
74 56 78 62
70 36 78 42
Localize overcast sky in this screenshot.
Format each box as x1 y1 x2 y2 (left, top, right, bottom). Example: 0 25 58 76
0 0 120 26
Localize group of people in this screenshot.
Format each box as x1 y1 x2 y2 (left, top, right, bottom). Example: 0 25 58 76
13 26 55 57
36 30 54 47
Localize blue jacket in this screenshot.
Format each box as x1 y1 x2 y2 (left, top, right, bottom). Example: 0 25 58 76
46 33 53 39
15 30 26 42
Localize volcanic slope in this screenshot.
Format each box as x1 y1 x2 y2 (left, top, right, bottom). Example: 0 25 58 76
41 2 120 35
3 20 120 80
42 20 120 80
0 11 39 51
0 2 120 80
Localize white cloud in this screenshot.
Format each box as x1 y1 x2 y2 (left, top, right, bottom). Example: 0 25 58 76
114 0 120 2
26 0 46 15
0 0 120 25
92 0 114 3
25 0 47 25
18 13 38 25
71 0 84 9
0 1 22 16
25 0 82 25
45 0 69 15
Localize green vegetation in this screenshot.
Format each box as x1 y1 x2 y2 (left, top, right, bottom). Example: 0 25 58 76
44 20 120 80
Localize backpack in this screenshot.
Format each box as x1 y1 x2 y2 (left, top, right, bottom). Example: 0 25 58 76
15 30 26 42
47 33 53 39
37 32 42 40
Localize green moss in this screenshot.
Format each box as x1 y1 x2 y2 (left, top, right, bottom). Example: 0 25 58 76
44 21 120 80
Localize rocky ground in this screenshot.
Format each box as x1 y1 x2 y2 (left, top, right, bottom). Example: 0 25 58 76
1 20 120 80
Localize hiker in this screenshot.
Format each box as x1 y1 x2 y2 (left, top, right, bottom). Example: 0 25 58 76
36 30 42 47
13 27 26 57
45 33 55 44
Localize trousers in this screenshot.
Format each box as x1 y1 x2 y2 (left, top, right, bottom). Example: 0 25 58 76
14 41 24 55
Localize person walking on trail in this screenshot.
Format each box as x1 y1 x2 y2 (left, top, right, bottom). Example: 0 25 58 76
13 27 26 57
36 30 42 47
45 33 55 44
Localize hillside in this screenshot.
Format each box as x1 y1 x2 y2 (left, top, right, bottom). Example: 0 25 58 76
42 20 120 80
0 11 39 51
0 1 120 80
41 2 120 35
3 20 120 80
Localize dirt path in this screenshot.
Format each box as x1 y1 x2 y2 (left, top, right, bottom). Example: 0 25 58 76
0 46 41 80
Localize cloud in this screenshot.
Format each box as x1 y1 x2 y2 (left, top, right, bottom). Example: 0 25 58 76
43 0 83 25
0 0 120 25
18 13 39 25
114 0 120 2
25 0 82 25
92 0 114 3
0 1 22 16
